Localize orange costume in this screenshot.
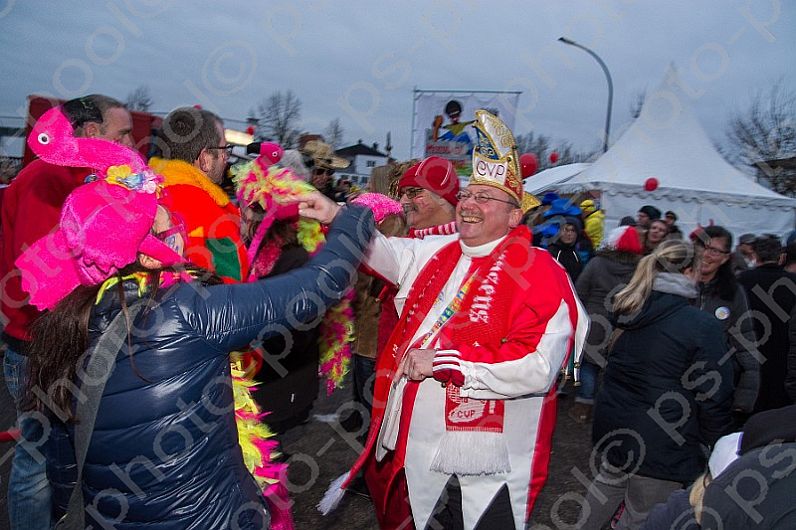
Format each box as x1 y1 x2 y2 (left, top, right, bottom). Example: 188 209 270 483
150 157 248 281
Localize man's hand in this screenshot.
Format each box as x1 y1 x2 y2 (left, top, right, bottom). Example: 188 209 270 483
395 348 436 382
297 191 342 224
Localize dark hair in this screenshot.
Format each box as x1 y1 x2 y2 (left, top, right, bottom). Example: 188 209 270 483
786 242 796 266
444 100 462 116
25 264 221 421
753 234 783 264
695 225 737 301
61 94 126 135
159 107 223 163
243 204 298 251
638 205 661 220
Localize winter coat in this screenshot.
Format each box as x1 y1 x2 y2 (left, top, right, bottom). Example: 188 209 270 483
575 252 638 366
547 241 583 280
583 209 605 249
696 278 759 413
788 304 796 403
701 443 796 529
593 274 734 484
250 244 321 432
641 488 698 530
738 265 796 412
46 206 374 529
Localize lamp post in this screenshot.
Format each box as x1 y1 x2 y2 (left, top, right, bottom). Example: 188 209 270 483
558 37 613 153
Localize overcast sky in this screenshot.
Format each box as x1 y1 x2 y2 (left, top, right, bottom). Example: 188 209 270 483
1 1 793 160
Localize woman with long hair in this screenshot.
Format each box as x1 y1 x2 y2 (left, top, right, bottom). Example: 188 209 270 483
580 239 734 529
693 225 759 424
18 111 374 529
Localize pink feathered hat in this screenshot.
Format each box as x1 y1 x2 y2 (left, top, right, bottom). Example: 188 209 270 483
15 107 184 310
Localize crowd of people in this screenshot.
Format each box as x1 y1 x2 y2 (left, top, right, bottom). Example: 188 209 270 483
0 95 794 529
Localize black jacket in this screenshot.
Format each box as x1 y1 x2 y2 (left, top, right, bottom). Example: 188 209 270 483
251 243 321 432
738 265 796 412
46 206 374 529
701 443 796 529
696 278 759 413
593 281 734 483
575 252 638 366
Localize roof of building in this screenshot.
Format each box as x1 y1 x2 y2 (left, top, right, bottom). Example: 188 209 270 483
336 140 387 158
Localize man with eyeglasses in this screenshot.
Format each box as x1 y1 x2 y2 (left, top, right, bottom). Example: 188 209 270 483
397 156 459 237
327 111 587 529
738 234 796 413
150 107 248 281
1 94 134 530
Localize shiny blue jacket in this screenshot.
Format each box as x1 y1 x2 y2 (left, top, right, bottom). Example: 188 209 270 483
46 206 374 529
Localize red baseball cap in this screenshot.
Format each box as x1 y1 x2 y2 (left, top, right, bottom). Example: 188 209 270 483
398 156 459 206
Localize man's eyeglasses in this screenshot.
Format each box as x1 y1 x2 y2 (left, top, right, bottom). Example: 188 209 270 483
701 245 730 257
313 167 335 177
400 187 425 199
207 145 234 156
456 190 519 207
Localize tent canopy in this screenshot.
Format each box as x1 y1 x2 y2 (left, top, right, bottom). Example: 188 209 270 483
524 163 590 195
553 66 796 240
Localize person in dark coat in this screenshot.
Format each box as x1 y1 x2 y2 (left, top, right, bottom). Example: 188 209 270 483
644 404 796 530
22 178 374 528
700 405 796 529
738 234 796 412
571 225 643 423
580 239 734 529
693 226 760 423
547 215 593 281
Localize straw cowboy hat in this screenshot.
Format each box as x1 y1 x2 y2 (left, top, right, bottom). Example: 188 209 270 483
301 140 350 170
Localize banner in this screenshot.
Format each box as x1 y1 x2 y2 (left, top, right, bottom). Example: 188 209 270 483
411 90 521 175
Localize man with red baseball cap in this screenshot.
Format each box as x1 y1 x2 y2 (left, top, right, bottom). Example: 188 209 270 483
397 156 459 236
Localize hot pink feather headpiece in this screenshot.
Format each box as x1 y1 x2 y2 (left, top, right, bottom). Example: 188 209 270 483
16 107 184 310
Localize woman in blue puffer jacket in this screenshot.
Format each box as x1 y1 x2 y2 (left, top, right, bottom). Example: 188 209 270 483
22 183 373 529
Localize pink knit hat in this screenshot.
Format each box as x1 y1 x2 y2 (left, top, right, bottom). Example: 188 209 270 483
16 106 184 310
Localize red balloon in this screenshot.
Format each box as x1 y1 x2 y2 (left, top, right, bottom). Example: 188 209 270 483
549 151 559 164
644 177 659 191
246 125 255 136
520 153 538 178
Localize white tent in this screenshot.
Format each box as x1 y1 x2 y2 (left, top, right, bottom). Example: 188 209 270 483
554 67 796 241
524 163 590 195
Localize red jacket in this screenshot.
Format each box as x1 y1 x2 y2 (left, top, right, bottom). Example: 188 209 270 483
1 160 90 341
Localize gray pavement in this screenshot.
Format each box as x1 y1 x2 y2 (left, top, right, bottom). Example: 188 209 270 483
282 380 595 529
0 368 596 530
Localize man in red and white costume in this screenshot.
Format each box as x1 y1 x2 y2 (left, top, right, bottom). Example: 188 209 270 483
330 111 588 529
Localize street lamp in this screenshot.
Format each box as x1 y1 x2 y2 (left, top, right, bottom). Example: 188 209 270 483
558 36 613 153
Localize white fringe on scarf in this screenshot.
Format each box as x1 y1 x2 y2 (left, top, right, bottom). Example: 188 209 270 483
430 431 511 475
317 471 349 515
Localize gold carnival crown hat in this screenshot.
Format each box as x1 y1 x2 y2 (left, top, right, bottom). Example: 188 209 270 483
471 110 540 212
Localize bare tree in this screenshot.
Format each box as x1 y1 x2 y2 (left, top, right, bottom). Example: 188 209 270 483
516 132 551 165
324 118 344 149
125 85 153 112
725 81 796 196
516 132 596 171
257 90 302 148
